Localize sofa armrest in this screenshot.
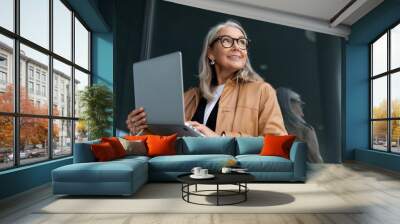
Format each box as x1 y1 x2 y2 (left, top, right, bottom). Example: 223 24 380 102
73 140 100 163
289 141 307 181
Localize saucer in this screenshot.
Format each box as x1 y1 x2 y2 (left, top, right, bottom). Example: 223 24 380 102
190 174 215 179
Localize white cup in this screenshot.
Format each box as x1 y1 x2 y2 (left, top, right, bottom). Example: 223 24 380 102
200 169 208 176
221 167 232 174
191 167 202 176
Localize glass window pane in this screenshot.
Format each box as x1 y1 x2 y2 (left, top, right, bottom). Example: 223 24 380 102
53 0 72 60
0 0 14 31
372 33 387 76
20 0 49 49
0 34 14 112
75 120 88 143
372 121 388 151
74 17 89 70
53 59 72 117
372 77 387 119
391 24 400 70
20 117 49 165
74 69 89 118
0 116 14 170
391 72 400 118
53 119 72 158
20 44 49 115
392 120 400 153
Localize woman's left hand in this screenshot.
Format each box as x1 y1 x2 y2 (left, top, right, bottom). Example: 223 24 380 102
186 121 220 137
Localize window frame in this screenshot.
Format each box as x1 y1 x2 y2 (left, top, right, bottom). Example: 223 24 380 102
0 0 92 171
369 20 400 154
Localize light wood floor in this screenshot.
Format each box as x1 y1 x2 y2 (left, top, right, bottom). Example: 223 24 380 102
1 162 400 224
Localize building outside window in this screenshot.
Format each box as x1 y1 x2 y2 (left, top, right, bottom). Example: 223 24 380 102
42 85 46 97
0 71 7 86
28 81 34 94
28 67 34 80
0 54 7 88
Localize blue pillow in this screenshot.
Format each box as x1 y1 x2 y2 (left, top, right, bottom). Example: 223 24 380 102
235 137 264 155
178 137 235 155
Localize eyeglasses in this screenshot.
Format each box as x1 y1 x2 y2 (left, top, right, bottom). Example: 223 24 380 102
211 35 250 50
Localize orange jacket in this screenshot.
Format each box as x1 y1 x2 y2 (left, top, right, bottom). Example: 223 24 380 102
184 79 288 137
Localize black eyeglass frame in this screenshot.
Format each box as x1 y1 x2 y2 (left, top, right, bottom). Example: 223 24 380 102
210 35 251 50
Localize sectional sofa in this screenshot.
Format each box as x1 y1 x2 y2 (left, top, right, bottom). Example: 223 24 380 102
52 137 307 196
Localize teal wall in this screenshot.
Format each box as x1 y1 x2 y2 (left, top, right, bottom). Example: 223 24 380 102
92 32 114 135
345 0 400 171
92 33 113 88
0 158 72 199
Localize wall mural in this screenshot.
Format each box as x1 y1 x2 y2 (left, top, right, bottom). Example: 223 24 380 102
148 1 343 163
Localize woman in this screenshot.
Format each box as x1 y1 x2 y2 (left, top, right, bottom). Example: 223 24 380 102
276 87 323 163
127 20 287 137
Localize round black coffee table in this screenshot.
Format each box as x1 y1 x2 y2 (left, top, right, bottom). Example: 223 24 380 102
177 173 255 206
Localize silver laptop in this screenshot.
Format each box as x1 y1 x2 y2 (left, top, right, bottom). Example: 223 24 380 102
133 52 204 137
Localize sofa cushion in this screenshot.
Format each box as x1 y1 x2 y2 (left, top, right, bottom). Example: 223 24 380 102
147 134 177 157
235 137 263 155
91 142 118 161
260 135 296 159
118 138 147 156
177 137 235 155
236 155 293 172
101 137 127 158
53 157 148 183
148 154 235 172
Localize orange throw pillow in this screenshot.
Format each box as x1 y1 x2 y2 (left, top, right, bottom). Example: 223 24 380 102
146 134 177 157
259 135 296 159
91 142 118 161
101 137 127 158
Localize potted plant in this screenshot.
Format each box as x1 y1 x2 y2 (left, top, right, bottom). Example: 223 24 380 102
79 84 113 140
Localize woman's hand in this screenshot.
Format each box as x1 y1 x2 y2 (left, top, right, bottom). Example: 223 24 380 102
126 107 148 135
186 121 220 137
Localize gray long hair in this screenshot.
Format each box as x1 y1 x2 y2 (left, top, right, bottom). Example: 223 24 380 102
198 20 263 101
276 87 310 129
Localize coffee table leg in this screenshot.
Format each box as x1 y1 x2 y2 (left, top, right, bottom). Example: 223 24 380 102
187 184 190 202
195 184 197 192
217 184 219 206
245 183 247 201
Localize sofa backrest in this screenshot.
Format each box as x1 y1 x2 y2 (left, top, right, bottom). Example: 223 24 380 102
177 137 236 155
73 139 100 163
235 137 264 155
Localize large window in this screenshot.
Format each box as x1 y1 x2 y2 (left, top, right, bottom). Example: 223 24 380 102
0 0 91 171
370 22 400 153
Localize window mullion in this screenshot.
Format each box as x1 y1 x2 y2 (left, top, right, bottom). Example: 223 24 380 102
14 0 21 167
388 30 391 152
370 45 373 149
49 0 54 160
71 10 76 155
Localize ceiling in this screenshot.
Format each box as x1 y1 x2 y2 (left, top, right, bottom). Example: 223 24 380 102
164 0 384 38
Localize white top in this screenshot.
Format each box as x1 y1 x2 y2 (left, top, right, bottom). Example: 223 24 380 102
203 84 225 125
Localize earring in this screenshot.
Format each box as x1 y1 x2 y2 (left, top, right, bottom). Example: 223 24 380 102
210 59 215 65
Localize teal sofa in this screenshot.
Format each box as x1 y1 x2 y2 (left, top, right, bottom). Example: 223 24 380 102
52 137 307 196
